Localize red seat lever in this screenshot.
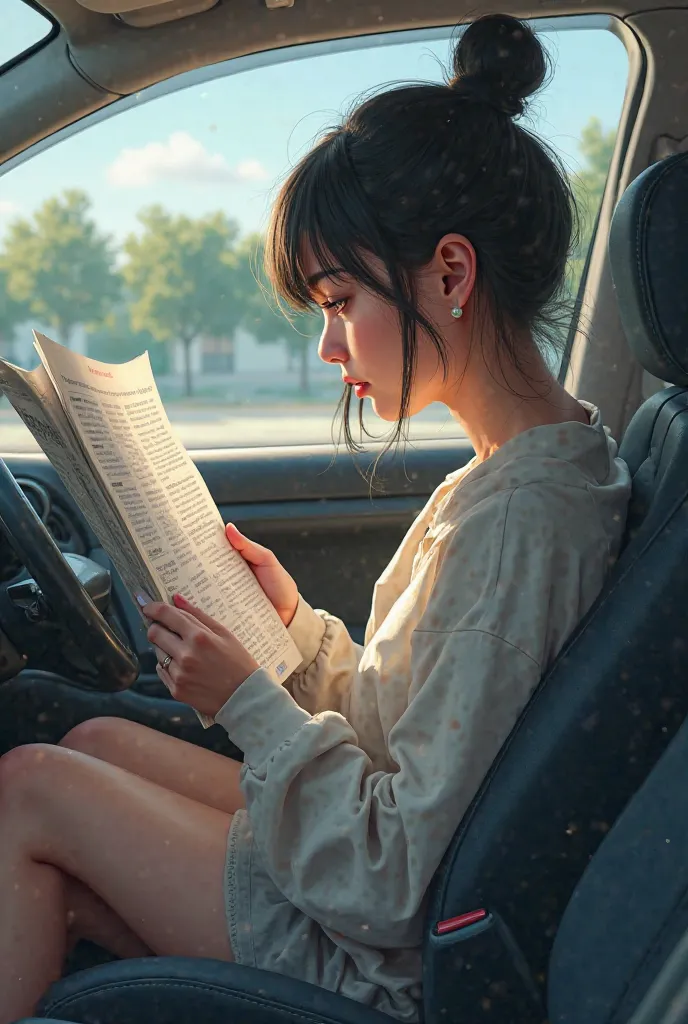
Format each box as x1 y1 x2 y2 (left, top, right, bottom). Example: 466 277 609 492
435 908 488 936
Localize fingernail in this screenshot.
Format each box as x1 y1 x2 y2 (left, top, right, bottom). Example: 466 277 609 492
173 593 188 607
135 591 152 607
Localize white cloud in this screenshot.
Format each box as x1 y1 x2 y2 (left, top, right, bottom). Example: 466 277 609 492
106 132 269 188
234 159 268 181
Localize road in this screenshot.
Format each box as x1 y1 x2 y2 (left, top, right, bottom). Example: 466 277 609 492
0 402 466 453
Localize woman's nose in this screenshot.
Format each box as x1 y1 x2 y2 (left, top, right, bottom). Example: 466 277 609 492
318 322 349 365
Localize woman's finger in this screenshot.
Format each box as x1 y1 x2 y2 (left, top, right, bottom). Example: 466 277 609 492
146 622 185 659
141 601 194 638
225 523 276 568
153 644 175 667
172 594 229 637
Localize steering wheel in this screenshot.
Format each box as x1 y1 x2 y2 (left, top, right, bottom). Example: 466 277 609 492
0 458 139 691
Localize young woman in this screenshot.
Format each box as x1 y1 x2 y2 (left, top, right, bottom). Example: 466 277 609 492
0 15 631 1023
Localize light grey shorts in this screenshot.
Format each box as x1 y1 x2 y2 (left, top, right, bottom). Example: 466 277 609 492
224 808 421 1022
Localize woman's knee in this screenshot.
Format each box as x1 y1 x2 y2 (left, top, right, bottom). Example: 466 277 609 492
0 742 116 855
60 716 135 758
0 743 63 814
0 719 127 810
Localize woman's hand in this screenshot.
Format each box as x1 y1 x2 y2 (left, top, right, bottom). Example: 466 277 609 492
142 594 259 719
225 523 299 627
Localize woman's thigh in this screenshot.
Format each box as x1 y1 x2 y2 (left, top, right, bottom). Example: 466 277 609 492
2 743 234 961
60 717 245 814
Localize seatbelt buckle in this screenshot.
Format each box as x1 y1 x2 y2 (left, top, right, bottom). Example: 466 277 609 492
424 907 545 1024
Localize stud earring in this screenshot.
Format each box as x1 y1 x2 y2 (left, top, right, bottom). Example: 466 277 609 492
451 306 463 319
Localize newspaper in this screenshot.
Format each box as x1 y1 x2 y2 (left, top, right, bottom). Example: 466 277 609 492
0 332 301 727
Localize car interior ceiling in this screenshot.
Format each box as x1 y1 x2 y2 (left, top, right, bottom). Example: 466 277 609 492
3 1 688 1023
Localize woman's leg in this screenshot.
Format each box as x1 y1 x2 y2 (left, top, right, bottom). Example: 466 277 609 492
64 874 152 959
57 718 245 958
0 742 235 1024
60 717 245 813
56 718 244 958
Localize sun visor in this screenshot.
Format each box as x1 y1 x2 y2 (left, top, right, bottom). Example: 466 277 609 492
74 0 295 11
74 0 218 21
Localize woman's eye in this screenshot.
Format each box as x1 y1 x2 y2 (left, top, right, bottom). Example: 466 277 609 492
323 298 348 314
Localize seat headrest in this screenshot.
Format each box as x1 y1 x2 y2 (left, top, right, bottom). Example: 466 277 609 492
609 152 688 386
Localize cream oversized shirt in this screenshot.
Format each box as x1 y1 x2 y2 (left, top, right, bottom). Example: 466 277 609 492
216 404 631 1020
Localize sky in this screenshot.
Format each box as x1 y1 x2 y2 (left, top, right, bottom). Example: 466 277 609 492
0 3 629 250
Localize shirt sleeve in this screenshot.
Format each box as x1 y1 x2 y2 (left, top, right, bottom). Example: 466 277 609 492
215 628 539 949
283 594 365 718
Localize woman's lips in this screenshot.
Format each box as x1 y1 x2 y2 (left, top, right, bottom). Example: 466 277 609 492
343 376 371 398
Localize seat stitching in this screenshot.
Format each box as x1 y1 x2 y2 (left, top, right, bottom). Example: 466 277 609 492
635 158 687 375
47 978 365 1024
609 881 688 1022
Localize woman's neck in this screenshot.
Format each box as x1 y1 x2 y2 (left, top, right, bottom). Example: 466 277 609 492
444 337 589 463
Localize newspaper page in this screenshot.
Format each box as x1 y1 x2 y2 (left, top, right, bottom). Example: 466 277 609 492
33 333 301 702
0 358 161 604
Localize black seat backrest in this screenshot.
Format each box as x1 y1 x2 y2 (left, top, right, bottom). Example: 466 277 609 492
421 151 688 1024
549 703 688 1024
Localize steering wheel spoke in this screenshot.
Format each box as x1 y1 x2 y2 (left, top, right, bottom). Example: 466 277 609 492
0 459 139 691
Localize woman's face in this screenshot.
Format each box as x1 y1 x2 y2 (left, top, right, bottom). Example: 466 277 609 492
305 244 473 423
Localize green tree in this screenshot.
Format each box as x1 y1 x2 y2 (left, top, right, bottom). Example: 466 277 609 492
122 207 241 397
571 117 617 270
236 234 320 396
87 302 170 376
0 190 119 347
0 267 28 350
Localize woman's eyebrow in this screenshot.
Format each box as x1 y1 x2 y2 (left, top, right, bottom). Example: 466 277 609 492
307 268 346 288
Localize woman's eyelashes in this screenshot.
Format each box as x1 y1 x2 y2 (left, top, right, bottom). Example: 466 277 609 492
321 297 349 315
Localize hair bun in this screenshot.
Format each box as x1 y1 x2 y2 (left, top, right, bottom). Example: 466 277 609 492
449 14 547 118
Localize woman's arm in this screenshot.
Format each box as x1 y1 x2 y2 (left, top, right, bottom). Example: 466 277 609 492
216 627 539 949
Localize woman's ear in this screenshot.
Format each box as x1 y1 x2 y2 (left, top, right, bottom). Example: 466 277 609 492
435 234 477 313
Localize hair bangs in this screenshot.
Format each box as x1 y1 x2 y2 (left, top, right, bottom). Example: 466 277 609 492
265 132 400 317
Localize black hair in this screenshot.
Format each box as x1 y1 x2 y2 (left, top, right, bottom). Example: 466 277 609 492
265 14 580 455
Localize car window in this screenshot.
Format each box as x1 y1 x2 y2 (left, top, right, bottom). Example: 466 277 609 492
0 20 629 452
1 1 54 71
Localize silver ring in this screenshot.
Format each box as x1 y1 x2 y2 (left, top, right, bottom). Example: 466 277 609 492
160 654 172 670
